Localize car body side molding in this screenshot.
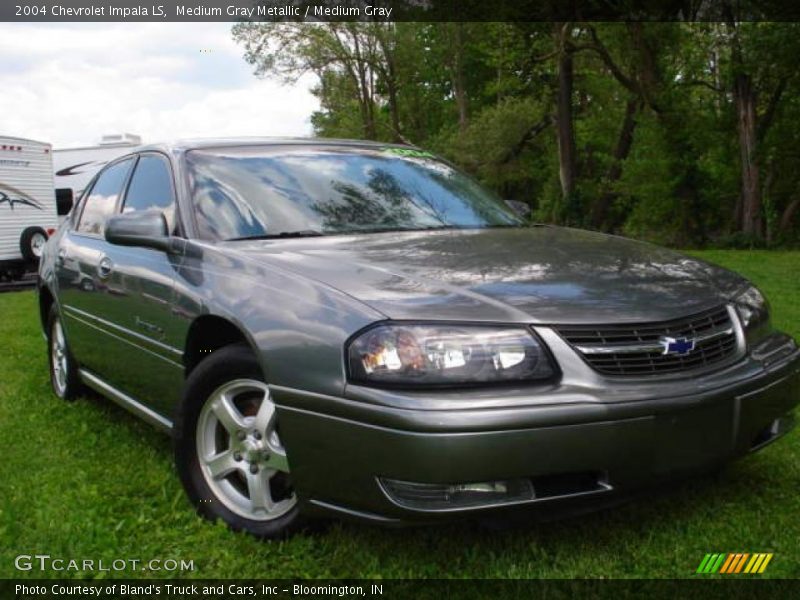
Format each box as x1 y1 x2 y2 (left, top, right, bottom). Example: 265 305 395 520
79 369 173 433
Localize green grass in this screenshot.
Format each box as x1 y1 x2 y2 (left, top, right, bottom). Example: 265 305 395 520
0 250 798 580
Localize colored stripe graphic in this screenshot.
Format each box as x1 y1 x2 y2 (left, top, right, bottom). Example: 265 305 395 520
720 554 736 573
696 553 726 573
744 554 761 573
758 554 773 573
734 553 749 573
698 553 773 574
696 554 713 573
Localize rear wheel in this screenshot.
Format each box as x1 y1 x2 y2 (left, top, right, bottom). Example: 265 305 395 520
47 305 81 400
174 344 305 539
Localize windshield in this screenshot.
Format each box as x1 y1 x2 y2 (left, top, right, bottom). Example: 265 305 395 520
185 146 521 241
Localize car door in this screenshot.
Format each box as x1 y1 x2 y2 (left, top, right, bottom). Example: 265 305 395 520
57 153 186 416
56 156 135 376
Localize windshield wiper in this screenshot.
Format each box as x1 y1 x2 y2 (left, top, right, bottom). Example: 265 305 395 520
480 222 550 229
227 230 324 241
347 225 458 235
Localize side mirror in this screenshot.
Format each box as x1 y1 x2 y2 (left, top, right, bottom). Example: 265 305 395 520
105 210 171 252
504 199 532 219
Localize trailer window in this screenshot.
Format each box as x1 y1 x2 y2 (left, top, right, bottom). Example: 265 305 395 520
122 155 176 232
76 158 133 235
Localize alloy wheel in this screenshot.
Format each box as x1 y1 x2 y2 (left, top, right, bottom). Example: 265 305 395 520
195 379 296 521
50 318 68 396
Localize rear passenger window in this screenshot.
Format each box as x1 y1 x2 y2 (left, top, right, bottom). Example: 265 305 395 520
122 155 177 232
76 159 133 235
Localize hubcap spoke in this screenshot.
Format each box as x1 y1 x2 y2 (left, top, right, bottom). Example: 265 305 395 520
246 469 275 513
265 446 290 473
204 450 239 480
253 392 275 435
212 392 246 434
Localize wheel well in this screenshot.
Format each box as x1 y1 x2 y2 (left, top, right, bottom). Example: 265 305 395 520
184 315 250 376
39 285 54 332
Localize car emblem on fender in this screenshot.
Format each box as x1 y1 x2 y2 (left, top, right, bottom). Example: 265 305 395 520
660 336 696 355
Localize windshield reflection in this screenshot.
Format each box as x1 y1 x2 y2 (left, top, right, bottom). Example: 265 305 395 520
186 147 520 241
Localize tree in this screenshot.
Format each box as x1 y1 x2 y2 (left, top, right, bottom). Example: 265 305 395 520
725 21 794 240
232 23 384 139
553 23 578 211
231 21 800 246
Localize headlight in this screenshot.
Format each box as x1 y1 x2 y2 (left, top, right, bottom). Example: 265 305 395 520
734 285 772 345
347 324 556 387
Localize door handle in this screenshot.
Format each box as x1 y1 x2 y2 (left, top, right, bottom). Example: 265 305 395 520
97 256 114 279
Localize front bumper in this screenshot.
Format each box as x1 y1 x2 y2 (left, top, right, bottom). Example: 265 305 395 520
273 335 800 524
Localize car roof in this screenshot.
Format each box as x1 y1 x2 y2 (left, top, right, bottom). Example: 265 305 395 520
135 137 413 155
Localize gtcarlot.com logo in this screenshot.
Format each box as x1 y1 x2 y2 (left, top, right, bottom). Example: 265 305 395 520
696 552 773 574
14 554 195 573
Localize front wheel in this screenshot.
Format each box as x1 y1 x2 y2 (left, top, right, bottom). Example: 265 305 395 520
174 344 305 539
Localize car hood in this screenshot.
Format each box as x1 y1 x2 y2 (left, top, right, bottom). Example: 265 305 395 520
220 227 747 325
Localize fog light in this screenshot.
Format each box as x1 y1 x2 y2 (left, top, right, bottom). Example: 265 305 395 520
379 477 535 510
751 412 797 451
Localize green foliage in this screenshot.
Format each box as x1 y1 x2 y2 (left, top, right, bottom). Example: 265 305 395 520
436 97 552 199
309 71 371 139
616 115 681 244
232 23 800 247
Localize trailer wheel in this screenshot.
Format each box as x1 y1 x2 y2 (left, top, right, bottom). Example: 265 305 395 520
20 227 48 264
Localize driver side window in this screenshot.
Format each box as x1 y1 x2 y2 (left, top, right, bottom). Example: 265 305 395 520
76 158 133 235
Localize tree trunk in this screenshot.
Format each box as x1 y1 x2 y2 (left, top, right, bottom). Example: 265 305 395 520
733 72 762 238
350 33 376 140
554 24 577 204
448 23 469 131
358 88 376 140
374 24 402 142
386 76 402 142
591 98 639 229
779 196 800 232
359 74 376 140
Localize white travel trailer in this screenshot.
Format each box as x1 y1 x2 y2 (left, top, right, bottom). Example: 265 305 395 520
53 133 142 204
0 136 60 279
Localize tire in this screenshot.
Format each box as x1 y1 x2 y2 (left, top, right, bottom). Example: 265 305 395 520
174 343 306 539
47 305 82 400
20 227 48 264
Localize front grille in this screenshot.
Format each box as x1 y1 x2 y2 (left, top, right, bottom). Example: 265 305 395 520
556 305 739 376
